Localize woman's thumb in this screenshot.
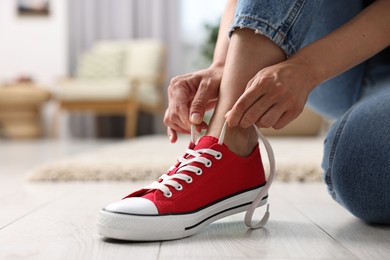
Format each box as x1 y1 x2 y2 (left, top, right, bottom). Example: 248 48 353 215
190 96 207 125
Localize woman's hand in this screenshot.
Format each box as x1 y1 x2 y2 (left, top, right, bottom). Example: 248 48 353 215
164 65 223 142
226 0 390 130
226 59 316 129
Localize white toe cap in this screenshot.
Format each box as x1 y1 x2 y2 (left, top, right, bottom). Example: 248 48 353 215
104 197 158 215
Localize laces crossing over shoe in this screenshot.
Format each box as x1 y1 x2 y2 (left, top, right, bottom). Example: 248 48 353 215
97 122 275 241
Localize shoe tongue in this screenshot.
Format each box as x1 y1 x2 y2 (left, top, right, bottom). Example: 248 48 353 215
194 136 219 150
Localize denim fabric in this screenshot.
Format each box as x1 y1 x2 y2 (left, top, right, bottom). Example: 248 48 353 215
229 0 322 57
304 0 366 119
322 80 390 224
309 0 390 224
231 0 390 224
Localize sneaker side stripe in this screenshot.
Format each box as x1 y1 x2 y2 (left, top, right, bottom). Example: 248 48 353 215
184 196 268 230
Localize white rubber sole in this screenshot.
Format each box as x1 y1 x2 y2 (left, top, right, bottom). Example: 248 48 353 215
97 187 267 241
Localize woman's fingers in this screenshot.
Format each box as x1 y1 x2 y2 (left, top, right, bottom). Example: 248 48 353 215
226 76 272 128
225 78 263 127
164 106 191 133
226 62 311 130
190 78 220 125
167 127 178 143
255 103 286 128
164 67 223 141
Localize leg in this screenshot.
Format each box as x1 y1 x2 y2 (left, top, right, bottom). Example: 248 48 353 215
207 0 322 156
304 0 390 223
323 83 390 224
125 101 138 138
50 104 62 138
206 29 285 156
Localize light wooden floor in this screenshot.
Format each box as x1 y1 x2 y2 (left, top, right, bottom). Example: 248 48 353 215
0 139 389 260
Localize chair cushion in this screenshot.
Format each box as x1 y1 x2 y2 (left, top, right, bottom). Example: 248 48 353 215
57 79 160 106
58 40 163 107
76 49 124 79
93 39 164 79
57 79 131 101
125 40 164 78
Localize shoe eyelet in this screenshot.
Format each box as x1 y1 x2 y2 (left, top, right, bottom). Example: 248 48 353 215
186 177 193 183
206 161 212 168
164 191 172 198
215 152 222 160
196 169 202 175
176 185 183 191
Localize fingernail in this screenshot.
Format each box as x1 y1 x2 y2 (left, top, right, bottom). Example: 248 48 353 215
191 113 202 124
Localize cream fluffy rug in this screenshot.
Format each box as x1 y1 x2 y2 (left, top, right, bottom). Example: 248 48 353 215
27 135 324 182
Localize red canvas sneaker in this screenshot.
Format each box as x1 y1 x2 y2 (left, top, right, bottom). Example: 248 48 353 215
97 123 275 241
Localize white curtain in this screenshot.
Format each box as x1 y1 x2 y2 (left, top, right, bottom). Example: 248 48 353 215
68 0 182 78
66 0 182 137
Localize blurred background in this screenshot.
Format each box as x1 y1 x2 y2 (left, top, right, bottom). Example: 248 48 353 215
0 0 323 141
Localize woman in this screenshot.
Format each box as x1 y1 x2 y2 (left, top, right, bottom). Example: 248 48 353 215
97 0 390 241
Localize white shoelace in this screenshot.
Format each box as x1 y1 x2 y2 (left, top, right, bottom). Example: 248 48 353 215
143 122 275 229
143 147 222 198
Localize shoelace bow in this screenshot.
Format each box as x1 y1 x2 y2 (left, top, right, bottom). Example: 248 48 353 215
143 122 275 229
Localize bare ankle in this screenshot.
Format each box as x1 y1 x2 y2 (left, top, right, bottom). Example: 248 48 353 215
222 127 258 157
205 115 258 157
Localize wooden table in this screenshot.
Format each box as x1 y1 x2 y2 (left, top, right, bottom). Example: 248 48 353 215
0 83 51 139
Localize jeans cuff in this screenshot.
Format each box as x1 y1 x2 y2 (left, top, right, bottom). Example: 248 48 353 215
229 17 293 57
228 0 321 57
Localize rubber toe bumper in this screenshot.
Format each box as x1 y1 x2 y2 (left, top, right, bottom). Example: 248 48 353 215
104 197 158 215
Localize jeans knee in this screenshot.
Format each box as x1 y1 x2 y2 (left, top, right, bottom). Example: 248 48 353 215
331 174 390 224
323 87 390 224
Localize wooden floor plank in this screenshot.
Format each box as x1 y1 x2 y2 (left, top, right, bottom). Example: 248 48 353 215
0 181 357 260
158 187 355 259
0 182 73 229
1 140 388 260
0 182 160 260
276 183 390 260
0 139 116 229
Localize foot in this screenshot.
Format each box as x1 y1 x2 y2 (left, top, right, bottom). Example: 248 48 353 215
97 123 274 241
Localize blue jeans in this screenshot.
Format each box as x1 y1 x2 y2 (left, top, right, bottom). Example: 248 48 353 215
230 0 390 224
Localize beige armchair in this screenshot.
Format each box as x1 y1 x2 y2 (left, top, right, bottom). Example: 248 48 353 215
54 39 165 138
